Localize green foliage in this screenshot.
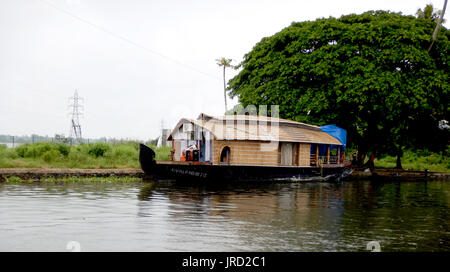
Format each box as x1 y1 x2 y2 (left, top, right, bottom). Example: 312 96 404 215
57 144 70 156
15 143 70 159
5 176 24 183
42 150 61 162
87 143 111 157
154 145 171 161
0 148 18 159
67 149 90 165
106 145 137 159
375 149 449 172
146 138 159 146
228 11 449 158
0 142 171 168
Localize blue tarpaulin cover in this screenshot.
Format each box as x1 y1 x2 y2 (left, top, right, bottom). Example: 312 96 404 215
320 125 347 148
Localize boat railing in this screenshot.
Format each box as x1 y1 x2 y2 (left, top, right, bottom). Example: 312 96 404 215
310 154 318 166
310 155 340 166
329 156 339 164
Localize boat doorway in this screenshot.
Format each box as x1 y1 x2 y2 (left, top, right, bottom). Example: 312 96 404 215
200 132 206 161
199 131 212 162
220 146 230 165
280 143 293 166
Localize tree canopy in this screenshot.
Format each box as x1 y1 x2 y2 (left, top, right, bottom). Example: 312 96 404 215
228 11 449 166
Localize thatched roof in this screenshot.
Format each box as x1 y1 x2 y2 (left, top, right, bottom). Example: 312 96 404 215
167 113 343 145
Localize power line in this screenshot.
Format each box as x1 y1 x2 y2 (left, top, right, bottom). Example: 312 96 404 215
37 0 219 80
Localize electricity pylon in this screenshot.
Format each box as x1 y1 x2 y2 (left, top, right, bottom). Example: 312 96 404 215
68 90 84 144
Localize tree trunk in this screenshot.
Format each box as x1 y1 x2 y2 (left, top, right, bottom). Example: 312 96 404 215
223 66 228 112
428 0 448 51
396 146 403 169
355 150 367 167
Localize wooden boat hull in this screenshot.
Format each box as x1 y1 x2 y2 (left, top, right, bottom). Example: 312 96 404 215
139 144 351 182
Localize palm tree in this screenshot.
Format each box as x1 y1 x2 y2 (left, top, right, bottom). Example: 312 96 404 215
417 2 448 51
216 58 234 112
428 0 448 51
416 4 440 21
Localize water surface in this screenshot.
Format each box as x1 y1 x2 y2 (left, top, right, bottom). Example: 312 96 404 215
0 180 448 251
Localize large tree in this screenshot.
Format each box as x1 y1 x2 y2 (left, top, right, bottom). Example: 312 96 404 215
228 11 449 167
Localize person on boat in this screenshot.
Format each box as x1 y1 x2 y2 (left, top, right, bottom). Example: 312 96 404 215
187 144 197 150
363 153 375 169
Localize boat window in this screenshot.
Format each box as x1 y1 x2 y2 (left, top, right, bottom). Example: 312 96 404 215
220 146 230 165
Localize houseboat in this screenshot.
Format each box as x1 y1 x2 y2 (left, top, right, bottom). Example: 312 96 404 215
139 113 351 182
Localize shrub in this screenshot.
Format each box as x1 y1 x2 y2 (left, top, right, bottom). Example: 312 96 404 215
15 143 66 158
35 143 53 157
88 143 111 157
57 144 70 156
0 148 18 159
6 176 23 183
42 150 61 162
15 144 29 158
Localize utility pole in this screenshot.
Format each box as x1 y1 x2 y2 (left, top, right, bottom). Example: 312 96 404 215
68 90 84 144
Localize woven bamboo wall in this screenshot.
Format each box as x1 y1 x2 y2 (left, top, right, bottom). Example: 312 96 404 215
299 143 311 166
212 140 279 166
173 139 313 167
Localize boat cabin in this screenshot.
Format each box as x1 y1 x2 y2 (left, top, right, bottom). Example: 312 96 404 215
166 113 346 167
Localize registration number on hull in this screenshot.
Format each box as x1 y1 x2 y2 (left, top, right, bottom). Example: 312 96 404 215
170 168 208 178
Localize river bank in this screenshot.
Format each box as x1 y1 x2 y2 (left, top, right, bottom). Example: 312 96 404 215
0 168 144 182
348 168 450 181
1 143 449 172
1 167 449 182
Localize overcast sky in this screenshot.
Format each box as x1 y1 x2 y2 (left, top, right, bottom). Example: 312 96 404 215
0 0 448 140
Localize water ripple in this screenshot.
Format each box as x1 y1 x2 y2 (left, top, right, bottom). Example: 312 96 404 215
0 180 449 251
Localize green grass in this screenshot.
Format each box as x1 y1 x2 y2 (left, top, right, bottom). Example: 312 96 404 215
375 149 449 172
0 142 170 169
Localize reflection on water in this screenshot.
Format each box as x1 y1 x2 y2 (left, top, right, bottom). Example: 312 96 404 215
0 180 448 251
